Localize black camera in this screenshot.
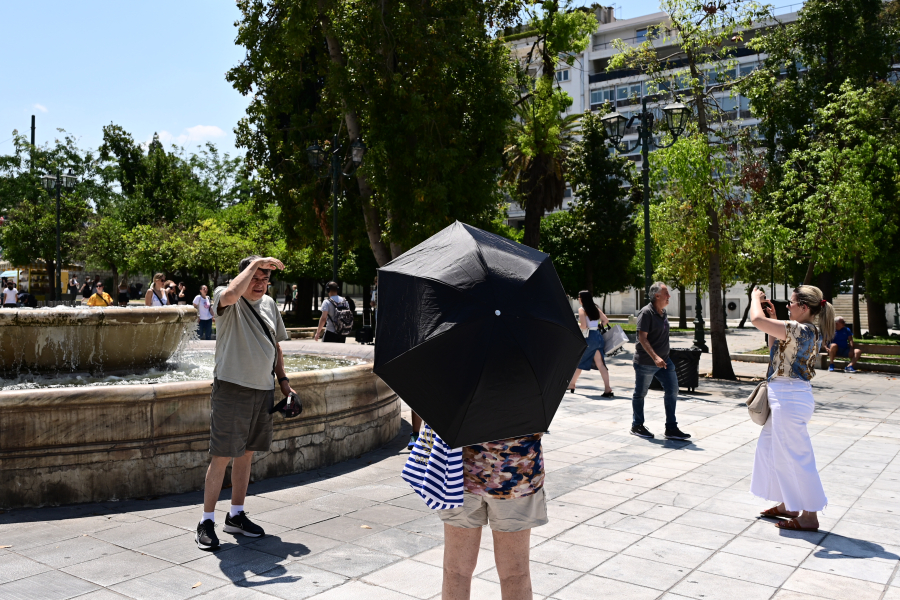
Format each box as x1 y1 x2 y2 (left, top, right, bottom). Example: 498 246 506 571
270 391 302 418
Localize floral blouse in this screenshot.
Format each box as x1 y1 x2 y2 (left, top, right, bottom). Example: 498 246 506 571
462 433 544 499
767 320 821 382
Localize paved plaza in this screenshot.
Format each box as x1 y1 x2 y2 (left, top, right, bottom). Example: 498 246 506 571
2 331 900 600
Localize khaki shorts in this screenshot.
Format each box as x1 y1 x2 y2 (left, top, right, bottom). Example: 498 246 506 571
209 378 274 457
437 489 548 532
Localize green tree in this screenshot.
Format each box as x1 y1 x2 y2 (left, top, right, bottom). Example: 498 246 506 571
609 0 770 379
83 216 130 286
502 0 596 249
229 0 518 267
564 110 640 295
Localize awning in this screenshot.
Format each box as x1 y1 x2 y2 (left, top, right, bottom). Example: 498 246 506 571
0 270 19 278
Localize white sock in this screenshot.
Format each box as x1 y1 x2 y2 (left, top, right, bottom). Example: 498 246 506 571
230 505 244 517
200 511 215 524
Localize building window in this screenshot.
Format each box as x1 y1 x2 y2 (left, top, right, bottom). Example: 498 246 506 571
564 187 572 198
590 87 614 108
617 83 642 106
557 69 570 82
635 27 658 43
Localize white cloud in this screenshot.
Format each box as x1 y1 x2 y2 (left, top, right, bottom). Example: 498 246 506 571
33 104 48 113
151 125 226 148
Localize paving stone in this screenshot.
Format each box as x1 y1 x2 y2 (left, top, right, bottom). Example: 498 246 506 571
139 532 240 564
337 485 410 503
606 515 668 535
552 574 661 600
697 552 796 587
545 502 606 523
345 504 424 527
302 543 402 578
590 554 689 590
238 561 348 600
248 529 343 561
90 520 185 550
530 540 614 573
0 550 52 584
108 564 229 600
555 524 641 552
252 505 337 529
670 569 777 600
410 545 496 575
650 522 735 550
479 560 582 597
622 537 715 569
18 535 126 569
798 550 898 584
66 590 133 600
305 580 418 599
672 510 756 534
352 527 441 558
781 568 885 600
362 559 444 599
0 570 99 600
394 515 445 539
60 549 172 587
183 545 292 583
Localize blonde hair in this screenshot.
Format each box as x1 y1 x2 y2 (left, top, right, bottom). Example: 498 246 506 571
794 285 835 344
153 273 165 282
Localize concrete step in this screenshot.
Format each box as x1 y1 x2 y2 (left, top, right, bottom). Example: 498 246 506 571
832 294 868 330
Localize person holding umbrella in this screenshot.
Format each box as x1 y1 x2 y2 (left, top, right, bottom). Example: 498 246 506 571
375 222 586 600
568 290 614 397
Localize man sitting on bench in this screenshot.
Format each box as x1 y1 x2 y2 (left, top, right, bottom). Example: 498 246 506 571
828 317 862 373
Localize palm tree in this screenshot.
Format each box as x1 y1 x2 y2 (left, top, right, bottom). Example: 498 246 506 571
502 98 581 249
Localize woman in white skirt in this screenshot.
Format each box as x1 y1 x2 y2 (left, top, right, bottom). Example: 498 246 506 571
748 285 834 532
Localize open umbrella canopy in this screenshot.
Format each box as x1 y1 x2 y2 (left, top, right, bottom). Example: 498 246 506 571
374 221 585 448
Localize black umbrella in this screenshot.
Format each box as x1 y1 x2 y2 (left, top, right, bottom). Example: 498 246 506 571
374 221 586 448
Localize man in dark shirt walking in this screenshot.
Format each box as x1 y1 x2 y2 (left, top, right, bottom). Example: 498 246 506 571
631 282 691 441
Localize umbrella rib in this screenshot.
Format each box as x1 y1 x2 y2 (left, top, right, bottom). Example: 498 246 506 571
503 320 551 432
448 320 495 447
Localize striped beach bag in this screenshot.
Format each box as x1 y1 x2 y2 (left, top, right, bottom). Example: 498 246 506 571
401 424 464 510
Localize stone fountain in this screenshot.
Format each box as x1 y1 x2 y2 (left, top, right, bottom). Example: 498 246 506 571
0 305 197 375
0 306 400 508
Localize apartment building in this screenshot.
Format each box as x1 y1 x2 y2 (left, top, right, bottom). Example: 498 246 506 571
503 3 802 227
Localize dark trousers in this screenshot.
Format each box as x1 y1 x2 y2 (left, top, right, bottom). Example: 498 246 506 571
632 357 679 428
197 319 213 340
323 330 346 343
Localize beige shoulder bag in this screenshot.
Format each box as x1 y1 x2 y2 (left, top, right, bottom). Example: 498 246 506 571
746 381 770 425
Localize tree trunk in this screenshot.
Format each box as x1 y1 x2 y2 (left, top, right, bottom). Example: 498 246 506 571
522 189 544 249
852 257 862 335
678 285 687 329
802 257 816 285
738 281 756 329
318 2 391 267
865 267 889 337
816 270 835 302
707 209 735 380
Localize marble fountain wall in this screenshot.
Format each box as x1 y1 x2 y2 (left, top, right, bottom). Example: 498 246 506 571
0 307 400 508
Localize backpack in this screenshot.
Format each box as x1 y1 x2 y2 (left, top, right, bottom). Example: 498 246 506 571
327 297 355 336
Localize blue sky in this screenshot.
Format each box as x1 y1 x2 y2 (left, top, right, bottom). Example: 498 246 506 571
0 0 664 162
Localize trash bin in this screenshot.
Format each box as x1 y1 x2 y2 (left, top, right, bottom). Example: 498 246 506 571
649 347 702 392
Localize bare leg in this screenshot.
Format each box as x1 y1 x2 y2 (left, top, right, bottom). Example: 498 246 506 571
442 525 481 600
773 502 799 517
850 348 861 367
203 455 232 512
569 368 582 390
229 451 255 506
828 344 838 366
492 529 532 600
593 351 612 393
797 510 819 528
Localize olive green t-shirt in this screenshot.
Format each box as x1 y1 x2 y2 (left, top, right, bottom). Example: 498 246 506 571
211 286 289 390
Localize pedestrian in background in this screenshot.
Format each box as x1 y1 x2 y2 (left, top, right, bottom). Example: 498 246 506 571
80 277 93 299
630 282 691 441
118 278 130 307
568 290 614 397
750 285 833 532
145 273 169 306
2 281 19 307
165 280 178 306
86 282 113 307
314 282 351 343
194 285 214 340
68 277 79 296
177 282 188 305
440 434 547 600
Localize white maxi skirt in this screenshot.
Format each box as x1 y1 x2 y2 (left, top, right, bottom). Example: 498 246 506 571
750 377 827 512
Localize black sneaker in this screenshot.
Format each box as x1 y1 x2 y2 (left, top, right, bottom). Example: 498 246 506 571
630 425 654 439
196 519 219 550
223 511 265 537
664 428 692 440
407 432 418 450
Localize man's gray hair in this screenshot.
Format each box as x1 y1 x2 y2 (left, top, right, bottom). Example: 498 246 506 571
238 255 265 274
648 281 667 303
835 316 845 324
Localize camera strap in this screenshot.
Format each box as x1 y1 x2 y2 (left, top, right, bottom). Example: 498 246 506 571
240 297 277 380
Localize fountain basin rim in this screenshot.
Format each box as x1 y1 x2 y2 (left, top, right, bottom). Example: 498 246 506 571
0 362 373 407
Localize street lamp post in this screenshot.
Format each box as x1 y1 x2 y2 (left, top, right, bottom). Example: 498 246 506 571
693 281 709 352
601 97 690 304
307 134 367 283
40 169 77 301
